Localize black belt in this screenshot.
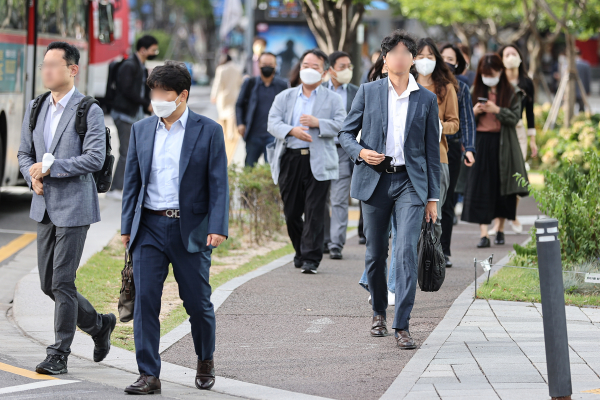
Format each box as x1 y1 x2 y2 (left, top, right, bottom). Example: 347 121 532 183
287 148 310 155
144 208 180 218
384 165 407 173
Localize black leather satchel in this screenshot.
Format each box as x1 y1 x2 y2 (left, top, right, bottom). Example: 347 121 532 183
417 221 446 292
118 249 135 322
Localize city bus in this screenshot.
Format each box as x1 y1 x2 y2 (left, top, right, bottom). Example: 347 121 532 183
0 0 129 189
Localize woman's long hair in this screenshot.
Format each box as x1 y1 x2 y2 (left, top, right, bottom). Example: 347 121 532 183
472 53 514 108
288 62 301 87
368 53 387 82
439 43 467 75
413 38 458 103
497 44 532 101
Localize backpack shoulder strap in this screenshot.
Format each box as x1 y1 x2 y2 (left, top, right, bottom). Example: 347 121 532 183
75 95 100 142
29 91 51 132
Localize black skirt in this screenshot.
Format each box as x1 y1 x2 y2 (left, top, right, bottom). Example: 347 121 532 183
461 131 517 225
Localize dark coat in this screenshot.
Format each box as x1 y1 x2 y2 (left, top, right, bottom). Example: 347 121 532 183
112 56 151 117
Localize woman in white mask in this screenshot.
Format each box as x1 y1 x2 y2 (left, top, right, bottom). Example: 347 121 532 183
413 38 460 243
461 53 529 248
487 44 538 235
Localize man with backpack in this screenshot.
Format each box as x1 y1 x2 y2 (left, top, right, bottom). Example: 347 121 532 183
17 41 116 375
235 51 288 167
107 35 158 199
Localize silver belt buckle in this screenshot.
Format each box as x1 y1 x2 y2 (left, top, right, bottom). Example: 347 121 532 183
165 209 180 219
300 149 309 156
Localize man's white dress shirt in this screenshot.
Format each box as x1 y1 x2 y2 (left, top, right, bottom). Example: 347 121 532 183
144 107 189 210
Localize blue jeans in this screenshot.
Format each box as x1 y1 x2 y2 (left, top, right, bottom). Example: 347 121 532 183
245 135 275 167
360 172 424 331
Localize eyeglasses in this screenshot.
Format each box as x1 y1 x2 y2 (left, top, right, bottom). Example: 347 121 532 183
38 63 72 71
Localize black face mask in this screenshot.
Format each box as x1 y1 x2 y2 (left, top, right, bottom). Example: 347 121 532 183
147 54 157 61
445 62 457 74
261 66 275 77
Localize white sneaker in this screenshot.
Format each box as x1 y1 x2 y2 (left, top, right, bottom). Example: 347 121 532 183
487 228 497 236
368 295 372 305
510 219 523 234
388 291 395 306
454 202 463 217
106 190 122 200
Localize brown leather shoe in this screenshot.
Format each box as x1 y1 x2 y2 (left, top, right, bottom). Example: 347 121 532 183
124 374 161 394
370 315 388 337
395 330 417 350
195 359 215 390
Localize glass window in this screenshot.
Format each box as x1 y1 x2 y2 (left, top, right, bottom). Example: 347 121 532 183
38 0 87 40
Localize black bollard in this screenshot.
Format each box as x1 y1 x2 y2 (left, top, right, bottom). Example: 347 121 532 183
535 218 572 400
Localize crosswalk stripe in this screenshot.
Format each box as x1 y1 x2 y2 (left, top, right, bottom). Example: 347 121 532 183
0 380 80 394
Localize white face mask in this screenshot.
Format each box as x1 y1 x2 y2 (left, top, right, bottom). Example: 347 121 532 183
414 58 436 76
503 54 522 69
300 68 323 85
482 76 500 87
151 95 181 118
333 68 353 85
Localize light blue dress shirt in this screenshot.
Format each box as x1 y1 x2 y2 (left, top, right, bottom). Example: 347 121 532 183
144 106 189 210
286 85 319 149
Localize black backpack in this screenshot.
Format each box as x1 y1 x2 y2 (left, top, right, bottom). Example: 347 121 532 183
104 58 125 112
29 91 115 193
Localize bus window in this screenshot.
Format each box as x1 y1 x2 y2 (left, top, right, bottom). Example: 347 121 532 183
38 0 87 40
97 1 114 44
0 0 27 30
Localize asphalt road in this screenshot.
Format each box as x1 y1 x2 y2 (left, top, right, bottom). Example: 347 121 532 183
162 196 541 400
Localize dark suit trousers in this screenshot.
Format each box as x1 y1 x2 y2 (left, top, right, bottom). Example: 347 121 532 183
361 172 424 332
279 151 330 266
132 212 215 378
441 137 462 256
37 212 102 356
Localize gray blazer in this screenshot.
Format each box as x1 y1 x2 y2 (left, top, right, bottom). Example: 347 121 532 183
266 86 347 184
321 81 359 113
17 88 106 227
338 77 441 204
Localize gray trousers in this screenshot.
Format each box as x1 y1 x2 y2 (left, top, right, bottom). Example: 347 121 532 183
324 146 353 250
111 118 133 191
433 163 451 240
37 212 102 356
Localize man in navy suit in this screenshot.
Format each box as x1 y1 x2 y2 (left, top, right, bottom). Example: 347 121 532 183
121 61 228 394
338 30 440 350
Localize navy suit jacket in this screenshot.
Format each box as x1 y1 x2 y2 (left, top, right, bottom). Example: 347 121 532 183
338 77 441 205
121 109 229 253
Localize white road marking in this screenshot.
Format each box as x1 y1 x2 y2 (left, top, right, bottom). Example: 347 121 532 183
305 317 334 333
0 380 80 395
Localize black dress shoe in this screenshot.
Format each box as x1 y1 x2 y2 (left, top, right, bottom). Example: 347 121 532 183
395 330 417 350
358 236 366 245
477 237 491 248
445 255 453 268
329 247 342 259
36 354 68 375
195 359 215 390
301 262 318 274
323 243 330 254
93 313 117 362
370 315 388 337
125 374 161 395
494 231 505 245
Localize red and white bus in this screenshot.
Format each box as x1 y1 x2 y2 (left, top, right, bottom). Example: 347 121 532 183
0 0 129 188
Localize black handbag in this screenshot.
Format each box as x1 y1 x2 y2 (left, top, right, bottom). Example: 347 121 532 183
417 221 446 292
117 249 135 322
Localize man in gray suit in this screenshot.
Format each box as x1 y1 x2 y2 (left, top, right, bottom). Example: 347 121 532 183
322 51 359 260
267 49 346 274
17 42 115 375
339 31 440 349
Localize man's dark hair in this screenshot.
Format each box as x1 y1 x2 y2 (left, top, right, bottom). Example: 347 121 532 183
380 30 418 59
329 51 351 69
136 35 158 51
300 48 329 71
46 42 80 65
147 60 191 95
259 52 277 62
